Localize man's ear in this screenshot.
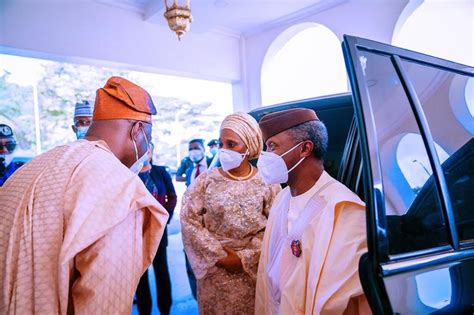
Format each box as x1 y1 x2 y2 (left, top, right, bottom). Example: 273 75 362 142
300 141 314 158
130 121 143 139
71 125 77 133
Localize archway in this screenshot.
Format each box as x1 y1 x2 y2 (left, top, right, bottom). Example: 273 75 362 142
392 0 474 66
261 23 348 106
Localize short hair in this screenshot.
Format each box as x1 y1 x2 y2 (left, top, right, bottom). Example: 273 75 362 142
285 120 328 159
189 138 205 148
207 139 219 147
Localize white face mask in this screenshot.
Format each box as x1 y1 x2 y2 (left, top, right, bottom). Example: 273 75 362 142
257 142 305 185
129 129 149 174
189 149 204 163
0 153 14 168
219 148 248 172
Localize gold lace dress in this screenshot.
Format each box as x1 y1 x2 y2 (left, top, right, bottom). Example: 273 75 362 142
181 168 280 314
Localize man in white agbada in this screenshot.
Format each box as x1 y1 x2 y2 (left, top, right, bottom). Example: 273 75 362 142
255 108 371 314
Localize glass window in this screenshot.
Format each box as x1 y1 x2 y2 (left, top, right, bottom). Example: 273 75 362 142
359 50 450 255
465 78 474 118
401 59 474 243
397 133 449 193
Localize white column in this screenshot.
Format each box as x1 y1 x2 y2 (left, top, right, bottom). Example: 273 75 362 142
32 84 41 155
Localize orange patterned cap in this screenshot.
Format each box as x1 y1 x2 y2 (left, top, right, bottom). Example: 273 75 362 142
93 76 156 123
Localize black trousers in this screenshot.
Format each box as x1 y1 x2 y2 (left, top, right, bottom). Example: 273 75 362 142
136 244 172 315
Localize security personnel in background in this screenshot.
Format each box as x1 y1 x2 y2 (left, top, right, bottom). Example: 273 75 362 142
0 123 25 186
207 138 221 169
71 100 93 139
207 139 219 158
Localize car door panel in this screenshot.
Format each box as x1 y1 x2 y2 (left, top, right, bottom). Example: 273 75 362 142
343 35 474 314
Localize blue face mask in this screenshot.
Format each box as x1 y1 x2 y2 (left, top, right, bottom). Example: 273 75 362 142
75 126 89 140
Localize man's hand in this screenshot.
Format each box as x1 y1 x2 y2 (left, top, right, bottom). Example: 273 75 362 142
215 246 243 273
175 175 186 182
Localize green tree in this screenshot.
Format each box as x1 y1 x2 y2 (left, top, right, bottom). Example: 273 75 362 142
150 96 222 167
0 73 36 154
36 62 130 151
1 57 226 168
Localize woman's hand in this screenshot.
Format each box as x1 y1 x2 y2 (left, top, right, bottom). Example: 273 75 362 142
215 246 243 273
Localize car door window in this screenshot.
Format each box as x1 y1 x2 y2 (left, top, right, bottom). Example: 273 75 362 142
359 51 450 255
401 60 474 244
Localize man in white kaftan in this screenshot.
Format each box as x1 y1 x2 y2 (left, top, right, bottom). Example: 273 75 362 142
255 108 370 315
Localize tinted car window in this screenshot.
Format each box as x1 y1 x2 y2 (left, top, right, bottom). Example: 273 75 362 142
360 51 450 255
317 105 354 178
401 60 474 244
249 95 354 180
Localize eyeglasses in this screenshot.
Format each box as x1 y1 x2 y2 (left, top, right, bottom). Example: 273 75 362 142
0 141 17 152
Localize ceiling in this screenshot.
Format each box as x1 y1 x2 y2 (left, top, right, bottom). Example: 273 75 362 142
96 0 343 37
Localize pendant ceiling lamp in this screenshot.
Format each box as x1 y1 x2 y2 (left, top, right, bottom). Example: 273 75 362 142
164 0 193 40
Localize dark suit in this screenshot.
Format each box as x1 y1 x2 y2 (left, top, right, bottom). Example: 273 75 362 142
0 160 25 186
136 165 177 315
183 156 213 186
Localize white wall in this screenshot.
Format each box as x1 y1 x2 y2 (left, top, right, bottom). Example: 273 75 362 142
241 0 409 111
0 0 241 83
0 0 410 112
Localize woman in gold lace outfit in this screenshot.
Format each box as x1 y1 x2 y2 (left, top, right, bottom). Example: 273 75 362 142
181 112 280 314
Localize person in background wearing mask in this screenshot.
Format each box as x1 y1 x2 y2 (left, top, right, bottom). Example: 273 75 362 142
175 139 212 187
0 123 25 186
207 138 221 169
71 100 93 139
181 112 280 314
207 139 219 158
255 108 369 315
0 77 169 314
136 142 177 315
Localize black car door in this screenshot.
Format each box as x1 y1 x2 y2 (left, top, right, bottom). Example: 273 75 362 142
342 35 474 314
